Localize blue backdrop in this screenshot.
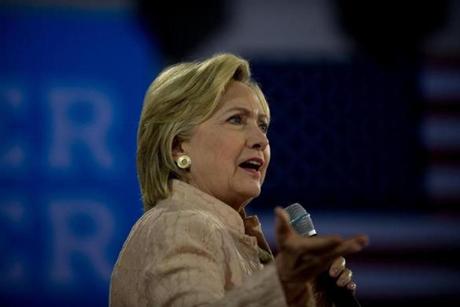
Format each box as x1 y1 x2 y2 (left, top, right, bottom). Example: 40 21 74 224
0 7 162 306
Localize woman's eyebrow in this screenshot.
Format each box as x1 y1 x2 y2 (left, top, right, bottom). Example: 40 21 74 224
222 106 270 121
222 106 250 115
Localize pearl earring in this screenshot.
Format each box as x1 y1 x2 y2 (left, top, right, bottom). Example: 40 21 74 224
176 155 191 169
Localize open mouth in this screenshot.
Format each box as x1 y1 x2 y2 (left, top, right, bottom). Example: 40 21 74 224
239 159 263 172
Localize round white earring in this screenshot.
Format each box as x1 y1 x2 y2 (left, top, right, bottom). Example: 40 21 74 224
176 155 191 169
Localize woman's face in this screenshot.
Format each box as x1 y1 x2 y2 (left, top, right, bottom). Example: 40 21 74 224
180 80 271 211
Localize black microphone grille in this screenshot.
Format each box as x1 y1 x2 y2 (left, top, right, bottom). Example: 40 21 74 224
285 203 317 237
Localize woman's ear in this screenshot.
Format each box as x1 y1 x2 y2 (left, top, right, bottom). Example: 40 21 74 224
172 137 187 160
172 137 192 172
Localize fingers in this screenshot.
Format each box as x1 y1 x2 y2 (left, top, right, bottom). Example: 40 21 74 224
329 257 358 292
274 207 294 247
329 256 346 278
336 268 352 287
297 235 368 278
274 209 368 290
294 235 366 259
347 282 357 292
352 234 369 248
324 235 369 260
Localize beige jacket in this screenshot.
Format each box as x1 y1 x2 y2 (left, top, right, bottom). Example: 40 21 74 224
109 180 288 306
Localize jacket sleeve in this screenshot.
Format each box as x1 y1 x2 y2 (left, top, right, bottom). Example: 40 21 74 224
141 211 289 307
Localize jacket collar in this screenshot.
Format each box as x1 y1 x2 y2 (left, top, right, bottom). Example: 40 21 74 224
164 180 274 262
168 179 246 235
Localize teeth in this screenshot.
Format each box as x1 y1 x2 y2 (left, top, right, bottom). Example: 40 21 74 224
247 160 261 166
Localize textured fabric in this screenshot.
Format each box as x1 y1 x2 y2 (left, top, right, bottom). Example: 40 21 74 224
109 180 289 307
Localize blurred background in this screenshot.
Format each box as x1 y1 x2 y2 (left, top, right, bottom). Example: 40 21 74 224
1 0 460 306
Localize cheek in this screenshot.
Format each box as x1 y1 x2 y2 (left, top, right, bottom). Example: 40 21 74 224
195 132 237 165
208 133 243 167
265 146 271 164
213 140 239 164
264 146 271 169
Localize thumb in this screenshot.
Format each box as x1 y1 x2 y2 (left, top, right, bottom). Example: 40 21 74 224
275 207 294 248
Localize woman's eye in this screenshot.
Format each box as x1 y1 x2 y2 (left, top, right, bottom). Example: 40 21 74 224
228 115 242 124
259 122 269 133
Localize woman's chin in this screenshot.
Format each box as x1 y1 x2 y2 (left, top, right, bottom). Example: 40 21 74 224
235 182 262 201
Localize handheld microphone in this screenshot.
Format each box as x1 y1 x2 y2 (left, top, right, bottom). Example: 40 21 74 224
284 203 361 307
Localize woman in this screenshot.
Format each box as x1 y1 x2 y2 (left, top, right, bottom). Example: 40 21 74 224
110 53 368 306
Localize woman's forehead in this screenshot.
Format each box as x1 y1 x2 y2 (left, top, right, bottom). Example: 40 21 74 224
219 81 269 118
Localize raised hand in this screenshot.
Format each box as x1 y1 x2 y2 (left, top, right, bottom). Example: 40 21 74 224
274 207 368 306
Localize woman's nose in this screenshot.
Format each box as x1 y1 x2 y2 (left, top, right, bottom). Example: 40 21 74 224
246 126 269 150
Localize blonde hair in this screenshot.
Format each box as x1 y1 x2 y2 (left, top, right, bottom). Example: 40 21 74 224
137 53 269 211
